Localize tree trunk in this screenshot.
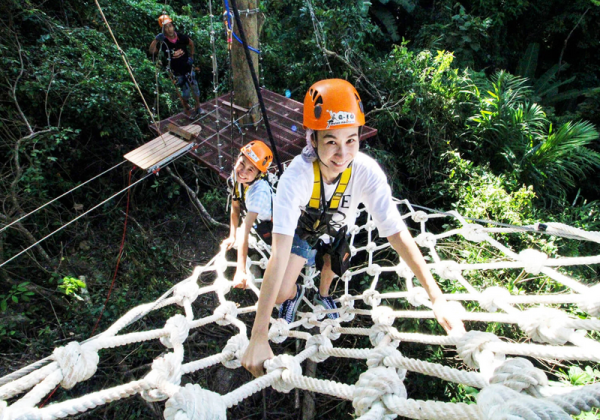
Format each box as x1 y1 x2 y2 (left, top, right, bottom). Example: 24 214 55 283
301 359 317 420
231 0 260 124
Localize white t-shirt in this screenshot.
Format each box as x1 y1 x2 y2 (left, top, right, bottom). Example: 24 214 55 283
273 152 406 238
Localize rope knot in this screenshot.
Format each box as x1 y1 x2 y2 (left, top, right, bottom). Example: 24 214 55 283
395 261 414 280
480 287 511 312
477 384 571 420
173 281 200 307
164 383 226 420
371 306 396 327
490 358 548 397
214 301 238 326
143 353 182 402
222 334 249 369
415 232 436 248
300 311 319 329
434 260 463 281
268 318 290 344
462 224 487 243
265 354 302 393
214 276 232 296
518 249 548 275
518 307 573 345
341 270 353 283
307 334 333 363
369 324 399 347
367 346 402 369
578 284 600 317
259 257 269 269
363 289 381 307
411 211 428 223
53 341 99 390
366 242 378 254
365 220 376 232
407 286 429 307
353 366 406 418
319 319 342 340
160 314 189 348
457 331 503 369
350 245 358 258
338 294 356 322
302 275 315 290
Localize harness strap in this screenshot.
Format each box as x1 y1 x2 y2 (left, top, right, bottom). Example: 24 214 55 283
309 161 352 210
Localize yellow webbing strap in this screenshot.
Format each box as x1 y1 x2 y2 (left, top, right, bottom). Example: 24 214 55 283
233 181 249 201
309 161 321 209
330 166 352 210
309 161 352 210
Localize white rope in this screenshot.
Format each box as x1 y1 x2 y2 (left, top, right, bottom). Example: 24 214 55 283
1 201 600 419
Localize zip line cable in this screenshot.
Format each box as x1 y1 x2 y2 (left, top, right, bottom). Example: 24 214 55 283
0 160 127 234
229 0 283 174
0 173 152 269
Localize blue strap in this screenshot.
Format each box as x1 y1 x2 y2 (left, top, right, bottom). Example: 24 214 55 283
223 0 261 54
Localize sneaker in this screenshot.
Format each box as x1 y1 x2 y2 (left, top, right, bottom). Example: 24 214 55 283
278 284 305 324
314 293 340 320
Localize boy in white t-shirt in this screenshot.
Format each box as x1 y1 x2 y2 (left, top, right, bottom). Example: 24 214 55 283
224 141 274 289
242 79 465 377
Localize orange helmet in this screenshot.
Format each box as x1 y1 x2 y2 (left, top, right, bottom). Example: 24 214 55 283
240 140 273 173
303 79 365 130
158 13 173 28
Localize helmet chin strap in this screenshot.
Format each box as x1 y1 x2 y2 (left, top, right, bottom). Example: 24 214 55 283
312 132 329 169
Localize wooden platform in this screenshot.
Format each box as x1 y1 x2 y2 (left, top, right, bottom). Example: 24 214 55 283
125 124 201 171
150 89 378 179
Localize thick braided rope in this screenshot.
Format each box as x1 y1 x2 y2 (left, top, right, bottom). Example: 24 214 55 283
1 201 599 419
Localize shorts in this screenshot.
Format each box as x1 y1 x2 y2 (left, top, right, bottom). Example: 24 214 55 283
291 233 316 266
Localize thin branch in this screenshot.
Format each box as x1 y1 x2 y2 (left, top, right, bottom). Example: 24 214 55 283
165 167 228 229
558 8 590 76
11 34 33 135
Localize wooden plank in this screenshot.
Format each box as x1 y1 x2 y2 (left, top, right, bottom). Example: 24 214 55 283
135 139 189 169
124 136 181 164
168 123 202 141
124 134 180 161
220 100 248 113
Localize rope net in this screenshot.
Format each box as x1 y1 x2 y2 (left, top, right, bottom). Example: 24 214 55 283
1 199 600 420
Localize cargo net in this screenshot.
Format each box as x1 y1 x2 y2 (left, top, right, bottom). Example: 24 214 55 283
1 199 600 420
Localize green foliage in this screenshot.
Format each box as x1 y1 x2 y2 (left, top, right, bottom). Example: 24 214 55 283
57 276 87 296
465 71 600 202
0 283 35 311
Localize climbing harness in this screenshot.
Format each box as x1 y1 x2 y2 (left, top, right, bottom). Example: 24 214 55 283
296 161 352 248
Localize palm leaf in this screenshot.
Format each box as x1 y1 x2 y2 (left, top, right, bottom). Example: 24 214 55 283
371 7 400 42
516 43 539 80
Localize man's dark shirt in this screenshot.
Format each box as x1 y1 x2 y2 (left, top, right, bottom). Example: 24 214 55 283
159 32 191 76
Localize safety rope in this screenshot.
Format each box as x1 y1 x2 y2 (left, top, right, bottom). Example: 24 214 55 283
91 167 135 336
304 0 333 75
92 0 159 131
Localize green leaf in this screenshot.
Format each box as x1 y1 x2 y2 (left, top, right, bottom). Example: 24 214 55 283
516 43 539 80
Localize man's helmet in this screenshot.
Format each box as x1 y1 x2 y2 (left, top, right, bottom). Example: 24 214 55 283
241 140 273 173
158 13 173 28
303 79 365 130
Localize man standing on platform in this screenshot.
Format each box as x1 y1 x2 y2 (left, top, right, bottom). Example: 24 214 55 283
149 13 203 116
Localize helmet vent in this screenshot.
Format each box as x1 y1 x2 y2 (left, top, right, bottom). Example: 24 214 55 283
312 89 319 102
359 101 364 113
314 96 323 106
314 105 322 119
